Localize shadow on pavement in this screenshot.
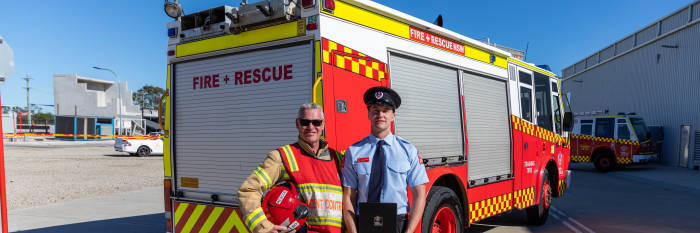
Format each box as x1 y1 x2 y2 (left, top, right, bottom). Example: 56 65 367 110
12 213 165 233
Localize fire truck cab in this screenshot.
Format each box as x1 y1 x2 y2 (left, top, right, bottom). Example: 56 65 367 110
570 113 656 172
160 0 573 232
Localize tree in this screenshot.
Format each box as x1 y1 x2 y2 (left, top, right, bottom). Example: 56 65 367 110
32 112 54 125
132 85 166 110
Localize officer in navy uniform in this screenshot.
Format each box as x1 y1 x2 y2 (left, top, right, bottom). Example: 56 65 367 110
341 86 429 233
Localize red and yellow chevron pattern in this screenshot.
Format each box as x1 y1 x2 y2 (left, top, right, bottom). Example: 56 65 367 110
558 180 567 196
513 187 535 209
469 193 513 223
173 202 250 233
617 156 632 165
571 155 591 162
615 139 639 146
511 115 568 147
594 137 614 143
572 134 593 140
322 39 387 81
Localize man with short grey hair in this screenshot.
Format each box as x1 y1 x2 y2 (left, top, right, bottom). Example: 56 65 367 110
238 103 344 233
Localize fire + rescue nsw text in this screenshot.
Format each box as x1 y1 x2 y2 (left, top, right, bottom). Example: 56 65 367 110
192 64 294 89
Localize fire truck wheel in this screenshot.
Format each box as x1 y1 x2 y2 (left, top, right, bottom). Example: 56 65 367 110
421 186 463 233
593 153 614 172
527 170 551 226
137 146 151 157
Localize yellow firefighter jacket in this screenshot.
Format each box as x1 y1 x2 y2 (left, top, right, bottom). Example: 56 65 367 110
238 137 332 233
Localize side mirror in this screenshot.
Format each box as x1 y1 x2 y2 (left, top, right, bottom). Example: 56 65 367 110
563 112 573 132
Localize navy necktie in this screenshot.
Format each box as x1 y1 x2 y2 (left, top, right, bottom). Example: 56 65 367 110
367 140 386 203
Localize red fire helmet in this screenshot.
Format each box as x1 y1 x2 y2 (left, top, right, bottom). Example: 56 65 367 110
262 181 309 233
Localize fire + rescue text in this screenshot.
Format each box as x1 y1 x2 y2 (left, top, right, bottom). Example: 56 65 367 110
192 64 294 89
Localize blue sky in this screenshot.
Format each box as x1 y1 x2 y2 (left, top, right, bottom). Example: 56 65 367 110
0 0 693 111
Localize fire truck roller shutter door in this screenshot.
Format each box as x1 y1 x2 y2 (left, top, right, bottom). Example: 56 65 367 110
462 71 512 183
173 42 313 202
388 54 464 160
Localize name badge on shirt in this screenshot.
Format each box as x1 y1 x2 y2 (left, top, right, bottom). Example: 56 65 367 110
357 157 370 163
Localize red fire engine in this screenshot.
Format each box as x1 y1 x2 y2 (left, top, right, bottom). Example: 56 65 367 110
570 113 656 172
160 0 573 232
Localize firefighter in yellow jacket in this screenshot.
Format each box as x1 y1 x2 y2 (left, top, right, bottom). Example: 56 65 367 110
238 103 344 233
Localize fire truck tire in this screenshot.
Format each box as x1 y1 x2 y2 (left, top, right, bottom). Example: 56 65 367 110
593 152 614 172
421 186 463 233
527 170 551 226
137 146 151 157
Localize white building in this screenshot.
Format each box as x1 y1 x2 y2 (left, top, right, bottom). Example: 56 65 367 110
53 74 145 135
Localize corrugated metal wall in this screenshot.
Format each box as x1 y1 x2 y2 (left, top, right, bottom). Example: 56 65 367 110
562 22 700 167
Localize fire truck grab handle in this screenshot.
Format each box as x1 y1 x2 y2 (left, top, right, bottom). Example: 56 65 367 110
524 143 528 149
158 90 170 137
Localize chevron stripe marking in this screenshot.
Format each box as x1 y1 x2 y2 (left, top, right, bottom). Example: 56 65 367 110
175 203 197 233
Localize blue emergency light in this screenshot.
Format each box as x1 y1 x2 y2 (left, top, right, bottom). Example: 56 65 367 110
168 28 178 38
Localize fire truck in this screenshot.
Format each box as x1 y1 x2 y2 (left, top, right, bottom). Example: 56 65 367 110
160 0 573 232
570 113 656 172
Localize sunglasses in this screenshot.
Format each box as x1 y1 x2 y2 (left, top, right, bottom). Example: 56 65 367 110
298 118 323 126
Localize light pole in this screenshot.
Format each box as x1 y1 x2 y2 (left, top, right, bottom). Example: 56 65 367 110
93 66 123 136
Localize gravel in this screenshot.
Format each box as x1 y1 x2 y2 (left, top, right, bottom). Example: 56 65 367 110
2 141 163 210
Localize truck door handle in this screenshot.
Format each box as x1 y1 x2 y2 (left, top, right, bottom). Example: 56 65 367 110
336 100 347 113
524 143 528 149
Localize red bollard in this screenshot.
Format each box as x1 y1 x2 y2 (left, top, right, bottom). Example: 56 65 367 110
0 95 8 233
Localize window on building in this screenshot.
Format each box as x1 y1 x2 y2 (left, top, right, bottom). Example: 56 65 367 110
534 72 553 131
595 118 614 138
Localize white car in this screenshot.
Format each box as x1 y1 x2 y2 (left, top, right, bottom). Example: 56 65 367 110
114 133 164 157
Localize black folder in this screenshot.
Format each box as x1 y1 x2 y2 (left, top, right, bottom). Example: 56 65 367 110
358 202 397 233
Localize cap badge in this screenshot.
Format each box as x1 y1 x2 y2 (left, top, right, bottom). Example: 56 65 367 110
375 91 384 99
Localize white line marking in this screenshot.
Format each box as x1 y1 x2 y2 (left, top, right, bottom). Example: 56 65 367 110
561 220 584 233
551 206 567 216
551 212 561 219
568 217 596 233
551 210 582 233
552 206 596 233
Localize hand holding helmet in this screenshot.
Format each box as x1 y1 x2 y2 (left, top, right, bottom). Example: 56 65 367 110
262 182 309 233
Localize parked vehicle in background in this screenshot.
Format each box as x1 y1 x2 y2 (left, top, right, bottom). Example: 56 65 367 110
114 132 163 157
570 113 656 172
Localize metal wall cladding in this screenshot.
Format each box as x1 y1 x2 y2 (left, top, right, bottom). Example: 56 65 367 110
637 24 660 45
462 71 511 181
694 131 700 161
615 35 635 55
562 22 700 167
575 60 586 73
389 54 463 159
563 66 575 78
173 43 313 198
600 45 616 61
694 2 700 21
660 7 690 35
586 54 599 68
